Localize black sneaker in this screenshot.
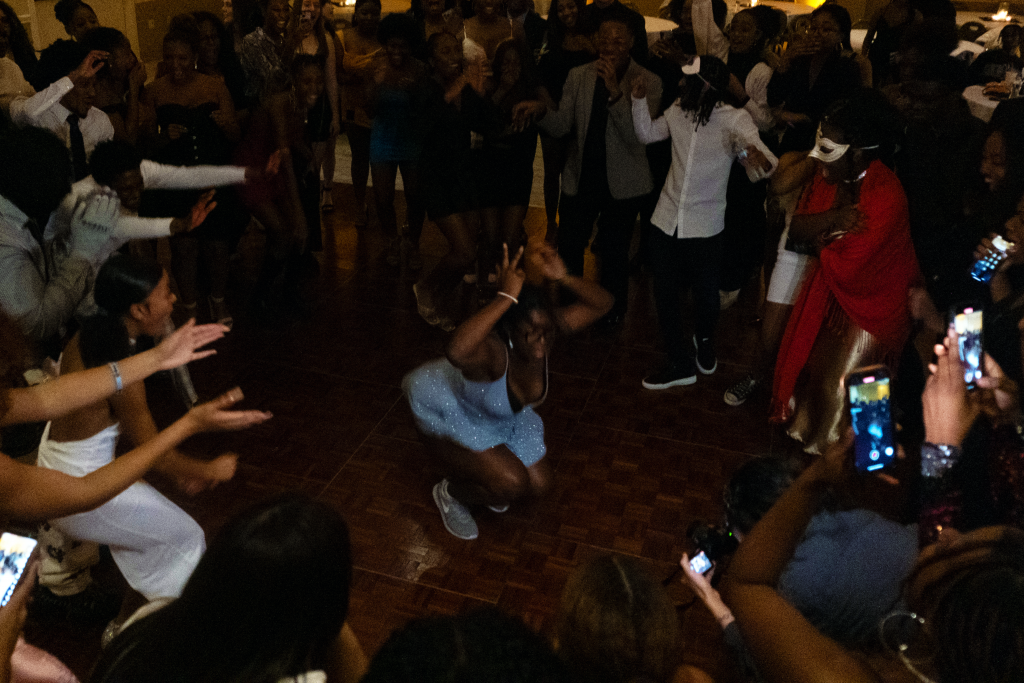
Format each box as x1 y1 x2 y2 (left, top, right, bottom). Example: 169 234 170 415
642 362 697 389
693 335 717 375
724 372 761 406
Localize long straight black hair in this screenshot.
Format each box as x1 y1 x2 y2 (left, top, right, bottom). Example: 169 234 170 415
79 255 164 369
92 494 353 683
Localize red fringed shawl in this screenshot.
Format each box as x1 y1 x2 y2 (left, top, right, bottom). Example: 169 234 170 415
770 161 921 423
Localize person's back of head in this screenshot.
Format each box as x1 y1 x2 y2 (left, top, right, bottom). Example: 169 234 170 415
555 555 681 683
89 139 142 188
722 456 801 537
93 494 353 683
35 38 88 89
361 607 569 683
904 526 1024 683
677 55 730 128
0 125 73 223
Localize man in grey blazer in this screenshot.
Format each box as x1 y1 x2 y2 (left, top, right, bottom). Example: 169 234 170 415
536 18 662 325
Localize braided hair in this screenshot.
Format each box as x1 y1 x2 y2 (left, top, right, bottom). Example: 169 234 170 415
677 55 730 130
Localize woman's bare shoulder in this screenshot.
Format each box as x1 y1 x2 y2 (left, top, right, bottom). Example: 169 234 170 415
672 664 715 683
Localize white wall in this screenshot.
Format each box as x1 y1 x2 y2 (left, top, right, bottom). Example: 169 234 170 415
21 0 139 56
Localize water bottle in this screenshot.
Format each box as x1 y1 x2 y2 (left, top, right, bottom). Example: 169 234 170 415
970 235 1014 283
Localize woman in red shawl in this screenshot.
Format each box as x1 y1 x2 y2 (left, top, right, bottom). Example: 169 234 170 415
771 91 920 453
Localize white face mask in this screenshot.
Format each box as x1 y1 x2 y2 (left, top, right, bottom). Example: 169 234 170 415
807 124 849 163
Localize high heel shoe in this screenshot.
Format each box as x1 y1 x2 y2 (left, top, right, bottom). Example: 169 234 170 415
208 295 234 331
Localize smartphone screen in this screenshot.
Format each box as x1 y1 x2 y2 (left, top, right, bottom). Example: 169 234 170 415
0 532 37 607
848 371 896 473
689 551 713 575
953 306 984 389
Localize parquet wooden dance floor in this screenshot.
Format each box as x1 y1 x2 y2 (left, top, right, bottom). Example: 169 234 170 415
25 184 794 681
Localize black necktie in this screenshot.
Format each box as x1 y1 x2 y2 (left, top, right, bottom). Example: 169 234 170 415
67 114 88 181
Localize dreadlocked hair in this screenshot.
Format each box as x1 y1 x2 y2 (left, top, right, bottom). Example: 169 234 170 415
821 88 903 168
676 55 730 130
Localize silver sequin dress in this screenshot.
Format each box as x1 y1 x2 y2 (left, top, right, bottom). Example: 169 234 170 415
402 348 548 467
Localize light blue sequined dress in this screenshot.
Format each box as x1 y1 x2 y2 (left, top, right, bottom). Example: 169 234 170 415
402 346 548 467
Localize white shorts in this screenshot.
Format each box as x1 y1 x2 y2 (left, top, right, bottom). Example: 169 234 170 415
767 225 814 306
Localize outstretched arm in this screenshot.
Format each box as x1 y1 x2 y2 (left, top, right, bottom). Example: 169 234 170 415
0 389 270 521
112 379 236 494
1 320 226 427
721 433 882 683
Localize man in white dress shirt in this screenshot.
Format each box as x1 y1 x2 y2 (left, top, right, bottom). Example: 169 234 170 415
9 40 112 179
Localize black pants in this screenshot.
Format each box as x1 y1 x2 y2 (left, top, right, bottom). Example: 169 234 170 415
649 226 723 366
558 187 645 315
720 162 768 292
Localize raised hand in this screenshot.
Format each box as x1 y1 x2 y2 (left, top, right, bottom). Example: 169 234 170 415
495 243 526 301
923 334 981 447
153 318 228 370
70 50 109 85
187 387 272 433
527 240 567 283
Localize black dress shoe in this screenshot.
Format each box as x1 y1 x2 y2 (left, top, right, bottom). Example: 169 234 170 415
30 583 121 626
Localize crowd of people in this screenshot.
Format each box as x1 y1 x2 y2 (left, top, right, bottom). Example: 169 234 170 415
0 0 1023 679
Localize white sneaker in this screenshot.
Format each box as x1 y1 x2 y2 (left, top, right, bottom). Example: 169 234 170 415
432 479 479 540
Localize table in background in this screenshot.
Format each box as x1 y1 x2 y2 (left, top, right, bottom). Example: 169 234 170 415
963 84 1001 122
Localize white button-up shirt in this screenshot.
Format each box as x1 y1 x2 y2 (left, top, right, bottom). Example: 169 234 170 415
632 97 777 239
9 76 114 160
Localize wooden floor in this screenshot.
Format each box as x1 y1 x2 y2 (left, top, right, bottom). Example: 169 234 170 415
25 182 797 681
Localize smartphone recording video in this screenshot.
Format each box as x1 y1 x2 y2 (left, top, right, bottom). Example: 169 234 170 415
0 532 37 607
953 305 984 390
846 366 896 474
689 551 713 575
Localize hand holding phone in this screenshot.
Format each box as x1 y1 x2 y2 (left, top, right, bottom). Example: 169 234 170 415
689 551 713 575
971 235 1014 283
952 304 984 390
846 365 897 474
0 532 37 608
